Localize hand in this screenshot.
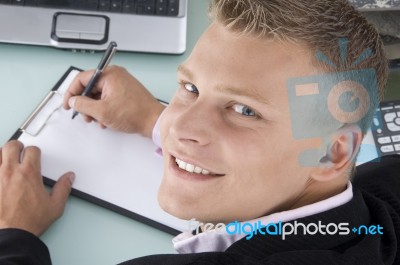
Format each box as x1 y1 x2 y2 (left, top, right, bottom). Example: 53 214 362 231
63 66 166 138
0 141 74 236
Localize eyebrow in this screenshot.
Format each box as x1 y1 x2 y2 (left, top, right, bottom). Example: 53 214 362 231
177 64 271 106
177 64 194 80
215 86 271 105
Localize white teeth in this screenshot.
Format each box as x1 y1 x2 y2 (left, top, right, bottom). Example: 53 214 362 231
178 160 186 169
194 166 202 174
186 164 195 173
175 158 212 175
201 169 210 175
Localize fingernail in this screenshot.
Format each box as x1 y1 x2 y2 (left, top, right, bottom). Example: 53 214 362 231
68 172 76 184
69 97 76 109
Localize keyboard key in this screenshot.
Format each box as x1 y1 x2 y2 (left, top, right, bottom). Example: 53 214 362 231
156 0 167 14
392 135 400 142
145 4 154 13
156 0 167 7
395 144 400 152
137 5 154 14
384 112 397 123
12 0 24 5
37 1 56 7
387 122 400 132
167 0 179 16
24 0 36 5
381 145 394 153
378 137 391 144
99 0 110 11
0 0 11 3
396 118 400 126
110 0 122 12
137 0 155 14
167 5 178 15
136 5 144 13
156 5 166 14
80 0 99 11
36 0 79 8
137 0 154 4
382 106 394 111
123 0 135 13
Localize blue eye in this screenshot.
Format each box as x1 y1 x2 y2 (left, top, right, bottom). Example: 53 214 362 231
184 83 199 94
233 104 257 117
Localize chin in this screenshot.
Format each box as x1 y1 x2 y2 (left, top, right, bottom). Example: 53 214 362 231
157 184 189 220
157 184 210 221
158 196 196 221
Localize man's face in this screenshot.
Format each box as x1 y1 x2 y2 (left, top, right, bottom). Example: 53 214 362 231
158 22 322 223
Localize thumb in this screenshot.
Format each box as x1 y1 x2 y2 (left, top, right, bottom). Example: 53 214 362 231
69 96 103 120
50 172 75 219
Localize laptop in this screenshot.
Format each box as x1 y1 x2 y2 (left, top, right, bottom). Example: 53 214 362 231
0 0 187 54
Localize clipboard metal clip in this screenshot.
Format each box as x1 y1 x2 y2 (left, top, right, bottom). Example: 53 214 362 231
21 91 63 137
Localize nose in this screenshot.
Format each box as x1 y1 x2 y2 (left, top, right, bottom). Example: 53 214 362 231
169 101 216 147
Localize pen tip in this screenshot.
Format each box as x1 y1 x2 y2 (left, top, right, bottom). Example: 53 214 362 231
72 112 78 120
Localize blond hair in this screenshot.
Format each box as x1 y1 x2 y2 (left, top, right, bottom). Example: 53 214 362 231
209 0 388 133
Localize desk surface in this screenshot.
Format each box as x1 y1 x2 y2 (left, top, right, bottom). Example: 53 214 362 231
0 1 210 264
0 2 396 263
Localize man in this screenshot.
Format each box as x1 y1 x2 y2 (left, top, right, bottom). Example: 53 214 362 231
0 0 399 264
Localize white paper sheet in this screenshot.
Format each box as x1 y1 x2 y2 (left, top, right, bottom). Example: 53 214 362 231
18 68 189 234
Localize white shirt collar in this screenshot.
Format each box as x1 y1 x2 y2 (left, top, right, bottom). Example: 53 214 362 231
173 181 353 253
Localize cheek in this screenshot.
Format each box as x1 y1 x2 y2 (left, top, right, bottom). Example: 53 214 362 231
223 125 305 183
223 127 287 162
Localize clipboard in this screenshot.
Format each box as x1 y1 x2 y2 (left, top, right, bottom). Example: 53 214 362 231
10 66 189 235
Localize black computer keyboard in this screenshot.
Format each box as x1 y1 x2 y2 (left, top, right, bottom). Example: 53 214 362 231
371 99 400 156
0 0 179 16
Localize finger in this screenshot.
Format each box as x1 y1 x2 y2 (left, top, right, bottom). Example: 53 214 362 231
63 70 97 109
83 114 94 123
50 172 75 219
2 141 24 165
69 96 105 123
21 146 41 173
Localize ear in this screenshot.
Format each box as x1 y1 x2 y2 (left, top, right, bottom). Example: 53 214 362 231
310 124 362 182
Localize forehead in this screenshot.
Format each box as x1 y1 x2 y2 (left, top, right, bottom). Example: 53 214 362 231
182 22 317 86
181 22 316 102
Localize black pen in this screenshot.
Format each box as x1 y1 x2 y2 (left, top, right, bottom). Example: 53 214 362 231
72 41 118 119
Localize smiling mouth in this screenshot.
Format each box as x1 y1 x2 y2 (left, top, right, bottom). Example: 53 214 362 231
174 157 225 177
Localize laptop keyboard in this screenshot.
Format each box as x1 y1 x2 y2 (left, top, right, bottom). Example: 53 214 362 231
0 0 179 16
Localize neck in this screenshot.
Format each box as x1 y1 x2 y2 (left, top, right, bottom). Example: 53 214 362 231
286 177 348 211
